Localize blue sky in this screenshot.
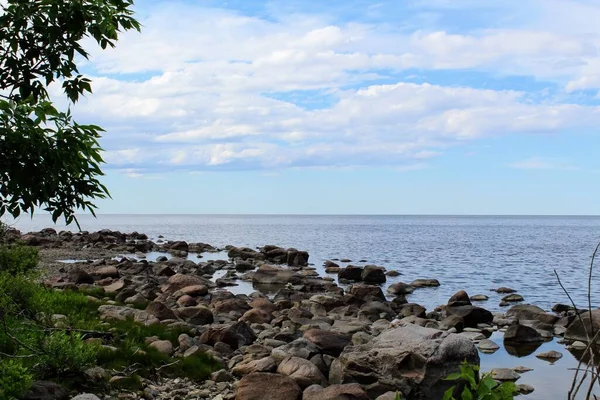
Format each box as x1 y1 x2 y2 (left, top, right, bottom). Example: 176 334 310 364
63 0 600 214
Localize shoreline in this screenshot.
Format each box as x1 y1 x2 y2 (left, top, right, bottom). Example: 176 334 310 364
2 227 598 399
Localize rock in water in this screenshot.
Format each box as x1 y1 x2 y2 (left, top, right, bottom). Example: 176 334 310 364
504 325 543 344
565 309 600 344
535 350 563 362
329 324 479 399
235 372 301 400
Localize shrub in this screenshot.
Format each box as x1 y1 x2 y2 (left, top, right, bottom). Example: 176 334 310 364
0 245 39 275
444 362 516 400
0 359 33 400
36 332 99 377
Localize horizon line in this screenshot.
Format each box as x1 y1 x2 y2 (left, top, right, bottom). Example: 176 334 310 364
18 213 600 217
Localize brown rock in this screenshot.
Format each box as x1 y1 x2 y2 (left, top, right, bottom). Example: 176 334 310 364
177 306 214 325
276 356 327 388
303 329 351 357
236 372 301 400
302 383 369 400
149 340 174 356
145 301 177 321
177 295 197 307
240 308 272 324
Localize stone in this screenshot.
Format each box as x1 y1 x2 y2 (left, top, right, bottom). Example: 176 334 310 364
95 266 119 279
103 280 125 294
179 284 208 297
349 284 386 301
124 293 147 307
439 315 465 332
535 350 563 362
374 393 399 400
71 395 102 400
447 290 471 307
145 301 177 321
446 305 493 328
518 384 535 395
491 368 521 381
502 294 524 302
565 309 600 344
410 279 440 288
460 331 486 341
302 383 369 400
149 340 174 356
68 268 94 284
470 294 489 301
329 324 479 399
397 303 426 318
163 273 212 294
569 341 587 350
200 321 257 349
235 261 255 272
177 294 197 307
361 265 386 284
21 381 69 400
177 306 214 325
338 265 364 282
211 369 235 383
506 304 559 325
303 329 351 357
97 305 159 326
232 356 278 376
240 308 272 324
387 282 414 295
504 325 543 344
235 372 301 400
272 338 321 362
477 339 499 353
277 356 327 388
252 264 301 285
496 287 517 294
513 366 534 373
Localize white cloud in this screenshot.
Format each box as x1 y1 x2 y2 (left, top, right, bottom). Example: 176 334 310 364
508 157 580 171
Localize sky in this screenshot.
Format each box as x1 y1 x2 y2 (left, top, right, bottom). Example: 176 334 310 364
58 0 600 214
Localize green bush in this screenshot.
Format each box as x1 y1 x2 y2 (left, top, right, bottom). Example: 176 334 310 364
36 332 99 377
444 362 516 400
0 245 39 275
0 359 33 400
0 271 39 315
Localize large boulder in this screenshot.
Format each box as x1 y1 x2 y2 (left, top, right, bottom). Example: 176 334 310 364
329 324 479 399
361 265 386 284
302 383 369 400
68 268 94 284
235 372 301 400
277 356 327 388
348 284 386 302
447 291 471 307
162 274 212 293
503 325 544 344
506 304 559 325
565 309 600 343
228 247 266 261
145 301 177 321
446 305 493 328
177 306 214 325
338 265 363 282
303 329 351 357
199 321 256 349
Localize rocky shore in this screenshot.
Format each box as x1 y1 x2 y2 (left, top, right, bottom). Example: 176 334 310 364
3 227 598 400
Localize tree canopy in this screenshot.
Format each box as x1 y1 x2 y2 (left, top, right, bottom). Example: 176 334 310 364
0 0 140 227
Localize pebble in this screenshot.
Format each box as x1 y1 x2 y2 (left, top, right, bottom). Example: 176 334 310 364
513 366 534 373
535 350 563 362
478 339 500 353
518 384 535 395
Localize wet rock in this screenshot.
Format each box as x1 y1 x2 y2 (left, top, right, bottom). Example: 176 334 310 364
329 324 479 399
535 350 563 362
397 303 426 318
200 321 256 349
145 301 177 321
495 287 517 294
447 290 471 307
235 372 301 400
506 305 558 325
502 294 524 302
235 261 255 272
518 384 535 395
361 265 386 284
338 265 363 282
490 368 521 382
385 270 401 277
302 383 369 400
387 282 414 295
410 279 440 288
565 309 600 344
477 339 499 353
470 294 489 301
446 305 493 328
513 366 534 373
277 356 327 388
504 325 543 344
439 315 465 332
303 329 351 357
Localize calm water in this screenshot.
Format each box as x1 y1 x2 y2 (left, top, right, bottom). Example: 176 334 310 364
11 214 600 399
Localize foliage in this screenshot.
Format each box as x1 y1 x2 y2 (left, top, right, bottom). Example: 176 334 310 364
36 331 99 376
0 244 38 274
443 362 517 400
0 359 33 400
0 0 141 227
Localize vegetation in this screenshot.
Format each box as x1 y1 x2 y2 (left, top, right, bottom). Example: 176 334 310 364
0 244 219 396
443 362 517 400
0 0 141 227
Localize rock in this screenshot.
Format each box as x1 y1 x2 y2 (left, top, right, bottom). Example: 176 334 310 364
338 265 363 282
569 341 587 350
149 340 174 356
329 324 479 399
513 366 534 373
518 384 535 395
97 305 159 326
374 393 399 400
447 290 471 307
145 301 177 321
470 295 488 301
496 287 517 294
200 321 256 349
272 338 321 362
504 325 543 344
177 306 213 325
83 366 110 382
68 268 94 284
502 294 524 302
155 265 175 276
303 329 351 357
240 308 272 324
252 265 300 285
397 303 426 318
277 356 327 388
95 266 119 279
565 309 600 344
535 350 563 362
235 372 301 400
387 282 414 295
213 298 251 314
232 356 278 376
302 383 369 400
385 270 401 277
179 284 208 297
348 284 386 301
361 265 386 284
235 261 255 272
177 295 197 307
490 368 521 381
410 279 440 288
71 395 102 400
211 369 235 383
439 314 465 332
477 339 499 353
506 304 559 325
124 293 147 307
21 381 69 400
163 273 212 294
446 305 493 328
103 279 125 294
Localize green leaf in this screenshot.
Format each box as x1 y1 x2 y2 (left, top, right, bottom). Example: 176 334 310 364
443 387 455 400
445 373 462 381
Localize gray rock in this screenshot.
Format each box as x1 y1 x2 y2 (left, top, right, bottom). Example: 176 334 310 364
477 339 499 353
535 350 563 362
277 356 327 388
504 324 543 344
97 305 159 326
410 279 440 288
490 368 521 382
71 395 102 400
518 384 535 395
565 309 600 344
387 282 414 295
